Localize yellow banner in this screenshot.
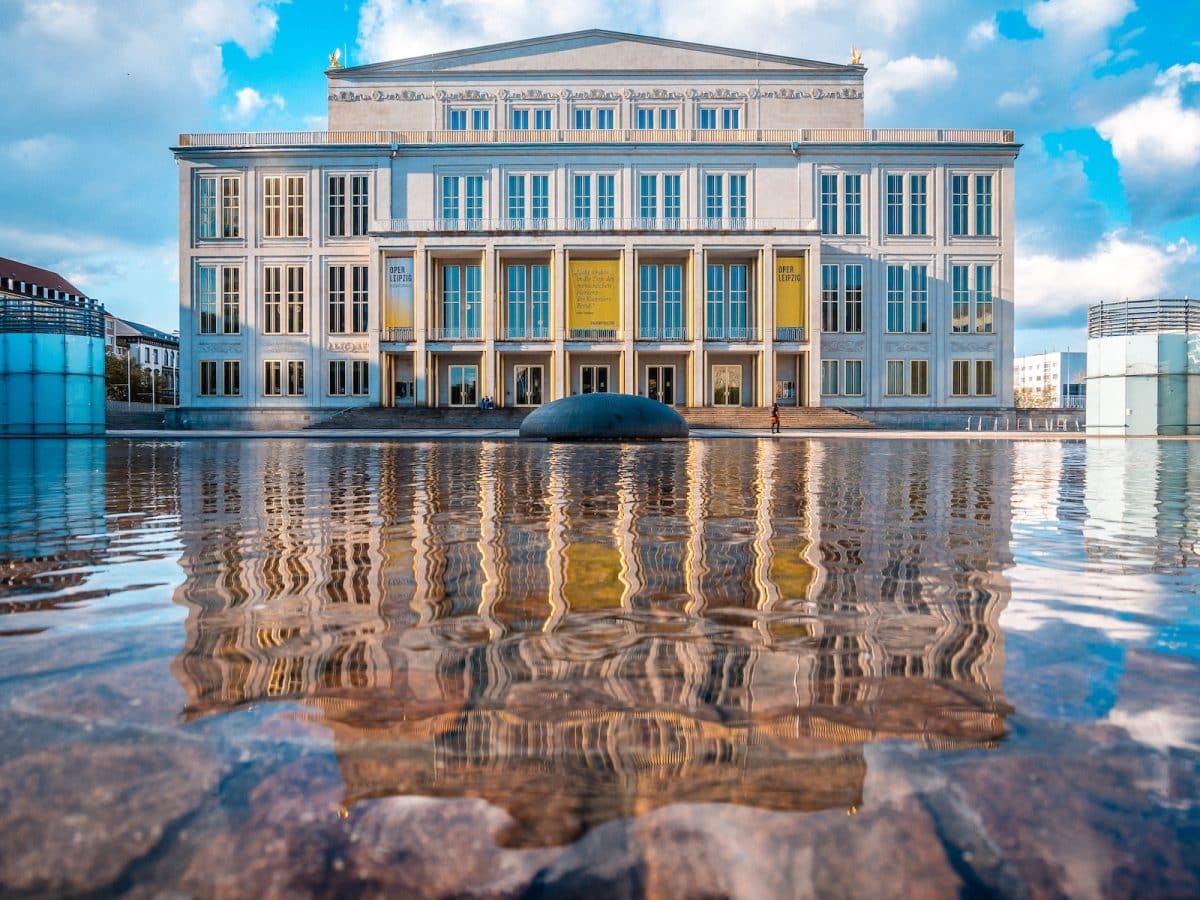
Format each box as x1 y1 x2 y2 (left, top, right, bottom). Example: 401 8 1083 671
384 257 414 329
568 259 620 331
775 256 806 329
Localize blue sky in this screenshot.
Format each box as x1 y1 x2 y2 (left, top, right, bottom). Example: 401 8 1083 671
1 0 1197 354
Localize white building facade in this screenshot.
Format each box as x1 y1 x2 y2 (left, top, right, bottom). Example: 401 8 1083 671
173 31 1017 423
1014 351 1086 408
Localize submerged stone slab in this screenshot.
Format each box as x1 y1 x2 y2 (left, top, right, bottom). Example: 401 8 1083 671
519 394 688 441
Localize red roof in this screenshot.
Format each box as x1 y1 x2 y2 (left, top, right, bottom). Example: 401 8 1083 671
0 256 88 298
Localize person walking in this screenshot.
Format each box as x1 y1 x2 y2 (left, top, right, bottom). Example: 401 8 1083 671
770 402 781 434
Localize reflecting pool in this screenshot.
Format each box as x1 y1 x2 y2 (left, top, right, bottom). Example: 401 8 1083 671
0 438 1196 896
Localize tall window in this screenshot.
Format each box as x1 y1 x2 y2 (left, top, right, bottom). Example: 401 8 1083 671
441 174 484 227
844 360 863 396
704 173 748 225
570 172 616 227
507 174 549 228
572 174 591 228
263 360 282 396
471 109 489 130
704 174 722 223
951 175 970 236
328 174 368 237
222 360 240 396
951 264 971 332
505 263 551 339
534 109 552 129
886 360 906 396
663 174 681 225
639 174 657 224
328 360 347 396
820 174 838 235
886 172 928 236
886 263 928 333
976 359 994 395
286 266 305 334
352 360 369 396
638 263 685 339
821 173 863 235
287 360 305 396
975 175 993 236
706 262 750 339
821 264 839 333
948 262 995 333
511 109 529 129
954 173 995 236
909 265 929 333
729 174 746 223
909 359 929 396
197 265 240 334
638 173 681 226
886 265 905 333
199 360 217 396
844 174 862 235
844 264 863 333
263 175 305 238
263 266 282 334
951 359 971 396
328 264 368 334
975 264 994 333
440 264 482 337
821 360 839 396
197 175 240 239
449 109 467 130
574 108 591 129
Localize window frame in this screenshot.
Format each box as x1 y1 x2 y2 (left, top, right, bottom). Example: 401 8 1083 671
196 173 242 241
883 169 932 238
261 172 307 239
948 170 997 238
326 171 370 238
196 263 241 335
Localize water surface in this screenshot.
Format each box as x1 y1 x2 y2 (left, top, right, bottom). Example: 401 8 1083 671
0 438 1196 897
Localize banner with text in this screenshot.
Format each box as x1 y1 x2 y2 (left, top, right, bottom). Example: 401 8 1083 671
385 257 414 329
568 259 620 332
775 256 806 330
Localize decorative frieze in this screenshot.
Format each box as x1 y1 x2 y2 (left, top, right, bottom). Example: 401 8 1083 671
499 88 561 101
885 340 931 352
433 88 495 101
329 88 430 103
624 88 683 100
751 86 863 100
561 88 622 101
327 339 369 353
195 341 243 354
821 339 865 352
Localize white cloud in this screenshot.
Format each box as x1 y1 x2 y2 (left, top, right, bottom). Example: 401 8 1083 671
967 18 996 47
1016 232 1196 320
1107 706 1200 753
1098 63 1200 174
998 85 1041 109
866 54 957 114
1026 0 1134 40
223 86 285 123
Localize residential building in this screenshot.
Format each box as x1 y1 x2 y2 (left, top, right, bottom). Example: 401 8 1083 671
106 315 180 388
172 30 1017 424
1013 350 1086 408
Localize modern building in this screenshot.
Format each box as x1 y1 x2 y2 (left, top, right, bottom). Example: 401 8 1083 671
1087 298 1200 435
1013 350 1086 408
172 30 1017 426
0 256 106 435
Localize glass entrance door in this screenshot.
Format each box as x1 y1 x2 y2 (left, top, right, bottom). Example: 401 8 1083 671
581 365 609 394
712 364 742 406
514 365 544 405
646 365 675 405
448 364 478 406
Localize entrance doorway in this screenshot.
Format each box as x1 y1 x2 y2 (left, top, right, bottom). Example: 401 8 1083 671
581 365 609 394
646 365 675 405
449 365 478 406
514 365 544 405
712 364 742 406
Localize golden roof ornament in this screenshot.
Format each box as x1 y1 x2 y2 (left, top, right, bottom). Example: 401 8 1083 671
850 47 862 66
329 48 342 69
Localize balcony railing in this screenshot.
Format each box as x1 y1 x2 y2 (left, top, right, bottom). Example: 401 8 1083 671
705 325 759 341
427 326 482 341
637 325 689 341
502 325 551 341
382 326 414 342
774 326 806 342
567 328 621 341
178 127 1017 149
1088 298 1200 338
373 216 814 234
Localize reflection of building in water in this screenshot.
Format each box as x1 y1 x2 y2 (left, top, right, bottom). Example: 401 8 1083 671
0 440 107 617
172 439 1012 844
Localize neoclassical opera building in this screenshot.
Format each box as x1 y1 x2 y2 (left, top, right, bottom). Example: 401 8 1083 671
173 30 1017 422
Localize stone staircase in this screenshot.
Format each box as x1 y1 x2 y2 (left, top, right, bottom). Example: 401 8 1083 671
106 403 167 430
308 406 530 430
682 405 876 430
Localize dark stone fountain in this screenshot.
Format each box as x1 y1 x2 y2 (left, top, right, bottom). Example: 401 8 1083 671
519 393 689 441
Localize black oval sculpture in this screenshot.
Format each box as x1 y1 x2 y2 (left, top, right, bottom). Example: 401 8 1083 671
519 393 689 441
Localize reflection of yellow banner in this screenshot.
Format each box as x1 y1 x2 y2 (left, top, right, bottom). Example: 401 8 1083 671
775 256 806 328
385 257 414 328
564 543 623 609
568 259 620 330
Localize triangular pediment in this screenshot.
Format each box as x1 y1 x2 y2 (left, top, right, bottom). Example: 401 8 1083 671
335 30 857 77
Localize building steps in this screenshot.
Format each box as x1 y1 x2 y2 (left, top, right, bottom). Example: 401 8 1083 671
683 406 876 430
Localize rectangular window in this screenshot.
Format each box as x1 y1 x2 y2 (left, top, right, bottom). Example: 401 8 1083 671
636 108 654 129
198 175 241 239
342 175 368 236
639 174 657 223
886 265 905 333
844 264 863 333
843 174 862 235
263 360 281 396
472 108 489 130
597 174 615 225
222 267 240 334
639 264 658 338
658 108 677 128
951 174 970 236
722 107 740 129
844 360 863 396
534 109 552 130
704 174 723 222
199 360 217 396
327 266 346 333
441 175 460 222
951 264 971 333
975 359 994 395
596 108 614 129
820 174 838 235
449 365 478 406
198 176 217 239
511 109 529 129
728 174 747 223
222 360 240 396
975 264 994 334
909 359 928 396
441 264 482 337
263 266 283 334
821 360 839 396
531 174 549 227
573 174 591 227
263 176 282 238
699 107 717 129
574 108 591 129
975 174 993 236
449 109 467 130
286 175 305 237
705 264 724 336
821 264 839 333
886 174 904 235
506 264 526 337
909 174 927 236
327 175 345 236
886 360 905 396
287 360 305 396
351 360 369 396
909 265 928 333
198 266 218 334
952 359 971 396
465 175 483 226
351 265 368 333
507 174 525 226
328 359 347 396
663 264 684 338
286 265 304 334
663 174 681 225
705 262 751 339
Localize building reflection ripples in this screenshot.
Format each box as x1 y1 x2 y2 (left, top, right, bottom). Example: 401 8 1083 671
172 440 1013 846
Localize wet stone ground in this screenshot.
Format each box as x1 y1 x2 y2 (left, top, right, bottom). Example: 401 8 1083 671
0 437 1197 897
